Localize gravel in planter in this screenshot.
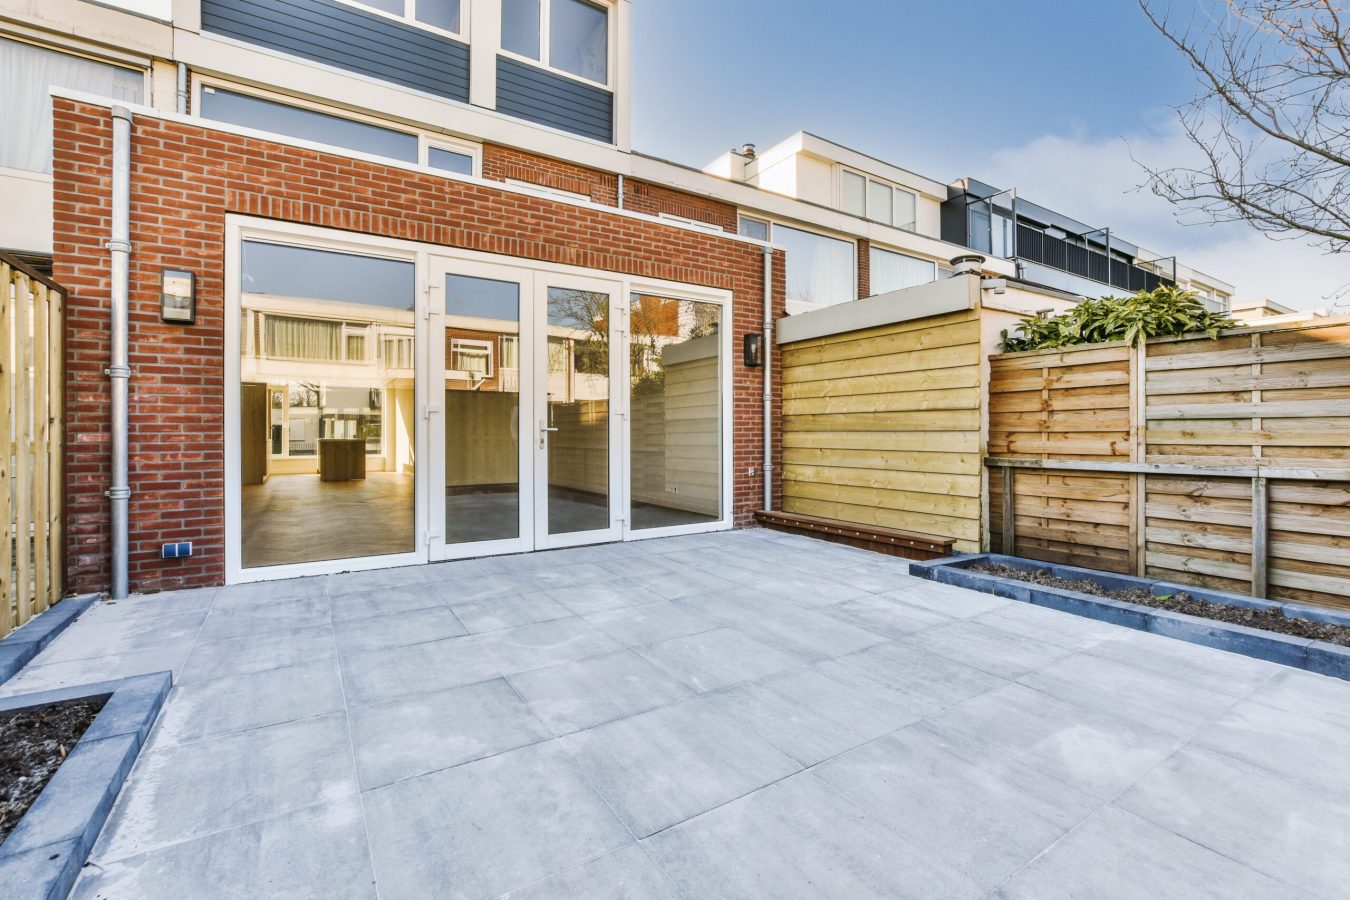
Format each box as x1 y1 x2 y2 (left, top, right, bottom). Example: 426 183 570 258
971 563 1350 649
1 696 108 845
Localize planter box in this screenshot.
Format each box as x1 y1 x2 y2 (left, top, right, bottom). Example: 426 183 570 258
0 672 171 900
909 554 1350 682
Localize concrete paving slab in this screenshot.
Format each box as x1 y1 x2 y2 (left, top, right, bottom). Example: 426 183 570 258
1245 667 1350 730
447 590 572 633
635 627 801 693
475 616 623 675
643 771 980 899
994 805 1298 900
1115 747 1350 897
820 594 953 640
363 741 631 899
1196 699 1350 796
820 641 1006 718
339 634 500 707
197 594 331 641
349 677 548 789
332 604 467 655
901 620 1077 680
152 659 345 746
508 649 692 735
545 582 668 616
503 844 682 900
560 697 801 838
583 601 717 647
95 712 357 862
75 798 376 900
177 623 337 685
328 583 448 622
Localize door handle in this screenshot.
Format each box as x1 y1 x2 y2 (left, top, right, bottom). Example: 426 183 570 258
539 420 559 449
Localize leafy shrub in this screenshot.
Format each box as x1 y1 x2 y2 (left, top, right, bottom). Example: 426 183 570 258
1000 285 1239 352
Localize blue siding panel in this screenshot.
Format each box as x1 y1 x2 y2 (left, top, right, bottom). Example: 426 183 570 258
496 56 613 143
202 0 469 103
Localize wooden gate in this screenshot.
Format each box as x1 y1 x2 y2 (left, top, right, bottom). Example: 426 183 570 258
1 254 66 638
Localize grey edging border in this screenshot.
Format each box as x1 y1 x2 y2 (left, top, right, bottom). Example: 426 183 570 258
909 554 1350 682
0 595 101 686
0 671 172 900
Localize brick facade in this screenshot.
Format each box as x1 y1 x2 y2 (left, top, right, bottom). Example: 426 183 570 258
53 98 784 593
857 238 871 300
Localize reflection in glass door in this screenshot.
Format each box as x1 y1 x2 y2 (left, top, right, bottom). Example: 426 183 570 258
443 274 524 548
543 286 614 538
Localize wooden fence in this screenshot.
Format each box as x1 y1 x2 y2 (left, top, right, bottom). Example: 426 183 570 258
1 254 66 638
781 307 985 552
988 318 1350 611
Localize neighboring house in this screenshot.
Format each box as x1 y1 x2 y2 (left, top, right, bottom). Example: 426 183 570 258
941 178 1235 311
0 0 1236 593
1231 297 1330 325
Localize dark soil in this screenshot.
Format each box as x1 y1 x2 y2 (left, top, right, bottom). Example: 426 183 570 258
971 563 1350 649
1 696 108 845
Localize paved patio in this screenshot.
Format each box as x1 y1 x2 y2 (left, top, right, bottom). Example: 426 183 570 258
5 529 1349 899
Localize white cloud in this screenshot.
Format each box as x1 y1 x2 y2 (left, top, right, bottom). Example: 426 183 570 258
971 123 1349 308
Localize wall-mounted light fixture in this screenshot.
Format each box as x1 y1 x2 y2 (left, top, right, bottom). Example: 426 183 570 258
743 332 764 368
160 268 196 324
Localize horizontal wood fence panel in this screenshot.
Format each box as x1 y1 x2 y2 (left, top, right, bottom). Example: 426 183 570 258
989 317 1350 610
781 309 984 552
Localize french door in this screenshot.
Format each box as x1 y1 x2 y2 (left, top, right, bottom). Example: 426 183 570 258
429 259 623 560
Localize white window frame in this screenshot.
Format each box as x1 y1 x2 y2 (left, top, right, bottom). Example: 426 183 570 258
332 0 470 41
737 215 771 242
836 166 918 232
450 337 495 378
499 0 617 90
194 77 483 177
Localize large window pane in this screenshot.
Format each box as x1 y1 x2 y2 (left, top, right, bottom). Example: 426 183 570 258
868 180 893 225
870 246 936 295
201 87 418 162
502 0 541 59
415 0 461 31
239 242 416 568
775 224 856 313
0 37 143 173
840 171 866 217
444 275 522 545
895 189 917 231
354 0 404 13
630 295 722 530
547 287 610 535
551 0 608 83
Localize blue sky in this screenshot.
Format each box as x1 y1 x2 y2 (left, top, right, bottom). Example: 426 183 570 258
631 0 1347 306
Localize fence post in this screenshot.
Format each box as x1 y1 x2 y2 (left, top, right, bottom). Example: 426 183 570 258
1251 475 1268 598
1001 465 1015 556
1132 341 1147 577
13 272 33 626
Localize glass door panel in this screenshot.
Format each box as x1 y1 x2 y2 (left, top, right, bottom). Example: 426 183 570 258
628 294 723 530
543 286 613 537
443 273 524 546
237 241 417 569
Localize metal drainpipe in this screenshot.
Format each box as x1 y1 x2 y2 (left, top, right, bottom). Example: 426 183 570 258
761 246 774 511
617 174 625 209
108 107 133 599
175 63 188 114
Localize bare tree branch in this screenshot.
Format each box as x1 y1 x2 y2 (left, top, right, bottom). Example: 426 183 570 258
1138 0 1350 253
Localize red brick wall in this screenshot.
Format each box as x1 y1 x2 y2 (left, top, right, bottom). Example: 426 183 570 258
857 239 871 300
52 98 784 593
481 144 739 233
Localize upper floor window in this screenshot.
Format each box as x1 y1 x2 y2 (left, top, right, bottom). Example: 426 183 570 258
199 83 481 176
502 0 610 85
738 216 770 242
774 223 857 314
344 0 463 35
838 167 917 232
0 37 144 174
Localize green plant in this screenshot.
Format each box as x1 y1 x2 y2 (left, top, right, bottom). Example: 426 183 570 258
1001 285 1239 352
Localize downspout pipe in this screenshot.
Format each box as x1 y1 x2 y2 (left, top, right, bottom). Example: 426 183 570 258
108 107 133 599
761 246 774 512
175 62 188 114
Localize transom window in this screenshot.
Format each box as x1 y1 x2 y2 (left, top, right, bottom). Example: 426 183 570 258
838 167 918 232
344 0 463 35
502 0 610 85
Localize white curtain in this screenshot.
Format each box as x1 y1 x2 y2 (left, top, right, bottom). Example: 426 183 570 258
0 37 144 173
871 247 936 296
775 224 856 312
264 316 342 361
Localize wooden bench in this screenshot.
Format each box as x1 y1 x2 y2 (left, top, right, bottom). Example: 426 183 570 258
754 510 955 561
